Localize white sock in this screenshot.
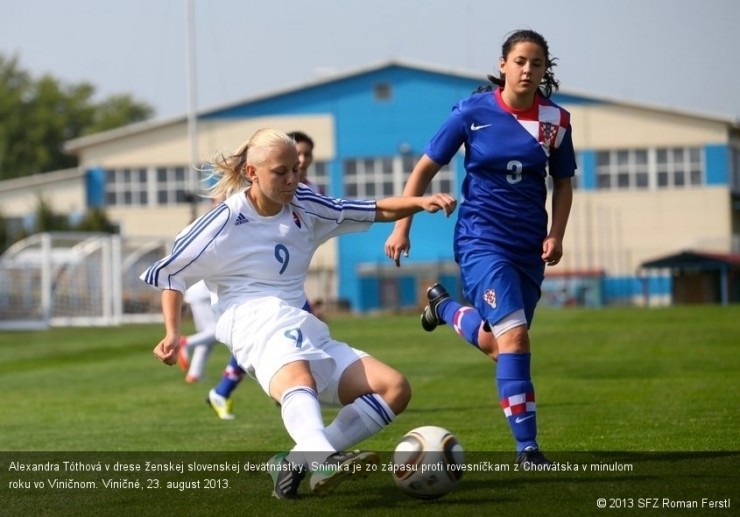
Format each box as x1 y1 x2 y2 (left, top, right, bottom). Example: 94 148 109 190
281 386 335 466
324 393 396 450
187 344 213 378
185 330 217 348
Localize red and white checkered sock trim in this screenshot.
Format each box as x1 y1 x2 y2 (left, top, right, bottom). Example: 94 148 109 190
452 306 475 336
500 392 536 417
224 365 244 381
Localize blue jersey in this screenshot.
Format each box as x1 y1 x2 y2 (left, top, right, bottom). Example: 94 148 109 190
425 88 576 266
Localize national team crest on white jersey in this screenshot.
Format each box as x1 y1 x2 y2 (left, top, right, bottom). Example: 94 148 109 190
483 288 497 308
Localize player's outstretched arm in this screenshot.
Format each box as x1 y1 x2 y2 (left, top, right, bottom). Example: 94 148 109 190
384 155 444 265
374 193 456 223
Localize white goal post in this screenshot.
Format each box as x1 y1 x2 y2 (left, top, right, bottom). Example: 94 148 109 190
0 232 171 330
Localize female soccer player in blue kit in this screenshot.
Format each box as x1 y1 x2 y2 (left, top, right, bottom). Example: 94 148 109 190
143 128 456 499
385 29 575 466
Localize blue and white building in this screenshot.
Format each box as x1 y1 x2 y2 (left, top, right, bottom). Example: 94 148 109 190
3 61 739 311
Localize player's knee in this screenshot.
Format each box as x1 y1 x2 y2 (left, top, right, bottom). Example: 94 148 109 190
269 361 316 400
496 326 530 354
371 370 410 414
478 325 499 362
383 372 411 415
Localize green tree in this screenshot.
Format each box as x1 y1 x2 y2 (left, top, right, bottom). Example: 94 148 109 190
75 207 118 233
0 54 32 180
33 197 71 233
0 52 154 180
0 210 9 253
88 94 153 136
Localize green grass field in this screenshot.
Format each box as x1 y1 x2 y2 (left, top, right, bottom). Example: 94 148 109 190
1 306 738 516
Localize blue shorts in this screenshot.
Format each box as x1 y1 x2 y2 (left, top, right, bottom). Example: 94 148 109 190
459 252 544 328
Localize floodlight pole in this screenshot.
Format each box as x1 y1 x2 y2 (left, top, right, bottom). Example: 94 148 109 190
186 0 199 222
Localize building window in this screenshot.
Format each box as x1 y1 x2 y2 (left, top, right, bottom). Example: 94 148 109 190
656 147 702 188
595 147 702 190
105 165 196 207
306 160 330 194
634 150 649 188
155 166 191 205
342 155 453 198
105 167 149 206
596 149 649 190
572 152 582 190
374 82 391 101
732 146 740 193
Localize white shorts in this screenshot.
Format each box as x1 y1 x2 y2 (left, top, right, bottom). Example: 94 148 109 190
491 308 528 338
215 296 367 405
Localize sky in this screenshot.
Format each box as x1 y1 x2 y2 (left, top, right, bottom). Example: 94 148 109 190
2 0 740 123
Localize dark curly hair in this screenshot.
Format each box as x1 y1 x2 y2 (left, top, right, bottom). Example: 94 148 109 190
475 29 559 98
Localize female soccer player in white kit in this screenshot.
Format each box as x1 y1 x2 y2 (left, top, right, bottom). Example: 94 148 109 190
142 128 456 499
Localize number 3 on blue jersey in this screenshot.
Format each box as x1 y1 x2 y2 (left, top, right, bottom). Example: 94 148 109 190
506 160 523 184
274 244 289 274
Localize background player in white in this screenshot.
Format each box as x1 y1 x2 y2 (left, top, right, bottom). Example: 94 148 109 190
385 29 575 466
205 130 319 418
176 280 218 383
142 128 456 499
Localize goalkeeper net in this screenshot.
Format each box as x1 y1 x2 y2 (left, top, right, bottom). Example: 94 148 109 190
0 232 171 330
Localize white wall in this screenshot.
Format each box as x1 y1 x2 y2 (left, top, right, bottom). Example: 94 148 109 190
559 186 731 276
570 105 728 149
0 169 87 218
75 115 336 168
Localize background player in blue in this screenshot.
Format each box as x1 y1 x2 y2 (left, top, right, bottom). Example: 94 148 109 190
385 29 575 466
144 128 456 498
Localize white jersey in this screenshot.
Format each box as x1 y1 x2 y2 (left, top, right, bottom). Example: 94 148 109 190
141 185 376 315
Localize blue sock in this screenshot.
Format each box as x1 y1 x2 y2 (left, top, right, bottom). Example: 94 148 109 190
214 355 245 398
438 299 482 348
496 353 538 452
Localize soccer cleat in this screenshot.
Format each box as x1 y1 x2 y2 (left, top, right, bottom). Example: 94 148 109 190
420 283 451 332
309 450 380 496
177 337 190 372
206 389 235 420
268 452 306 500
185 374 200 384
516 446 553 467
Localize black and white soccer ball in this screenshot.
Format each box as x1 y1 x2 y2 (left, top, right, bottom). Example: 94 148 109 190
392 425 465 500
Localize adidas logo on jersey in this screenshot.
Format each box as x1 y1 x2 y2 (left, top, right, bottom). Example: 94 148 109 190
235 213 249 225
